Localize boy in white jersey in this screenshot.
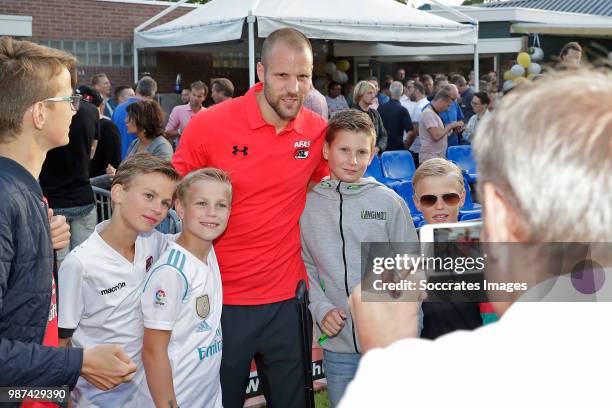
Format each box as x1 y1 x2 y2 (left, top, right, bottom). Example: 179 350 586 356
58 153 179 407
142 168 231 408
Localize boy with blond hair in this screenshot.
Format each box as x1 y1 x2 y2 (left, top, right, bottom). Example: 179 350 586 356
142 168 231 408
412 157 486 339
58 153 179 407
301 109 418 407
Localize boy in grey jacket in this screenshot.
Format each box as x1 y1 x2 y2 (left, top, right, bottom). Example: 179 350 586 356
301 110 418 407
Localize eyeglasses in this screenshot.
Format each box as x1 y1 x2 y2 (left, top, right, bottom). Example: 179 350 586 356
42 94 82 111
418 193 461 207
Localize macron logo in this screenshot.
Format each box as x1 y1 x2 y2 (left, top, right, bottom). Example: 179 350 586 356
100 282 126 296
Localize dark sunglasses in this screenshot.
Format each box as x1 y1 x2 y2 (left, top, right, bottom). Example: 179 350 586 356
419 193 461 207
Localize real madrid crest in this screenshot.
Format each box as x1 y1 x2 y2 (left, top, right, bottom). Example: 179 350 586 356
196 294 210 319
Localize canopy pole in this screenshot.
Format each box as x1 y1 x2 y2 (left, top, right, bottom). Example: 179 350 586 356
248 10 256 87
428 0 479 90
473 22 479 92
133 0 190 83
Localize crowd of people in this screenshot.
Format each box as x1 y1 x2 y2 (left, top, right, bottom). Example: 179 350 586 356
0 25 606 408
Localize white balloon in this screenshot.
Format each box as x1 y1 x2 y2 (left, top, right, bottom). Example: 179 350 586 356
332 69 344 83
339 71 349 84
529 47 544 62
503 80 516 92
527 62 541 75
510 64 525 78
324 62 337 75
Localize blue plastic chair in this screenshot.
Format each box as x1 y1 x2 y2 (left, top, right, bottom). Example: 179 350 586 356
459 174 482 219
459 212 482 222
447 145 477 183
364 154 402 191
380 151 416 182
394 181 423 226
155 209 182 234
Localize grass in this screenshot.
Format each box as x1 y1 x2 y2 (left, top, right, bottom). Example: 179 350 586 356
315 390 330 408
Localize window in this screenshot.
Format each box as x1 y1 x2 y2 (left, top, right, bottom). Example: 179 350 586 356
36 39 134 67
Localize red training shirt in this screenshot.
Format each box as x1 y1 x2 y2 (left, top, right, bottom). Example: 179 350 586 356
173 82 328 305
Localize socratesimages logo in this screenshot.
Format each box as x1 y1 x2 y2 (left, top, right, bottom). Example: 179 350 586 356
155 289 167 307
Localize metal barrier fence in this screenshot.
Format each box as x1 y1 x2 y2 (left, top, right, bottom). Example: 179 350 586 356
92 186 113 223
92 186 182 233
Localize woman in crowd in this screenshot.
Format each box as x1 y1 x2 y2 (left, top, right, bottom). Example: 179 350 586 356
462 91 492 143
353 80 387 153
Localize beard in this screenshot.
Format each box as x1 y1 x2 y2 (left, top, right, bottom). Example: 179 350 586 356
263 84 304 121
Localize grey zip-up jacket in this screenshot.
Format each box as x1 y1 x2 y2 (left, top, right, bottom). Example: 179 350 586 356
301 177 418 354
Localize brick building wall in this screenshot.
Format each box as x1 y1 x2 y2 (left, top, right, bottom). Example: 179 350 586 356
0 0 224 92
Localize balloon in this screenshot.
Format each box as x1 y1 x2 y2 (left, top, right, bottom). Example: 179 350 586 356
510 64 525 78
528 47 544 62
527 73 536 79
342 71 349 84
527 62 541 75
332 69 344 83
314 63 326 77
517 52 531 68
336 59 350 72
324 62 337 75
514 76 528 85
502 80 515 92
503 70 514 81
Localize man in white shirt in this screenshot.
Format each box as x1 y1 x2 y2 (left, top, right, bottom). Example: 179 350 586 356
406 81 430 165
325 81 349 118
341 69 612 407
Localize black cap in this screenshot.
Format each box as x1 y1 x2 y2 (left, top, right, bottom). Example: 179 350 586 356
76 85 103 107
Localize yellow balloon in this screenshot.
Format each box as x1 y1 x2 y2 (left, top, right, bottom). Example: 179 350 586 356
336 59 350 72
527 73 536 79
517 52 531 69
314 63 326 77
514 76 529 85
503 70 514 81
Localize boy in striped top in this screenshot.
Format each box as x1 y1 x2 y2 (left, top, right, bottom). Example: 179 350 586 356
142 168 231 408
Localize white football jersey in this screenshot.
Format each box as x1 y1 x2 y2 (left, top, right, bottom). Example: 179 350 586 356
141 241 223 408
58 220 169 407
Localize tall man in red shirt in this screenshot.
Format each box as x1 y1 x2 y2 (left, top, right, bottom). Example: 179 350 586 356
173 28 327 408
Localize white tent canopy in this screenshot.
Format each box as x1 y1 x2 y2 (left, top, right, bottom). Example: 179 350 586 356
134 0 477 85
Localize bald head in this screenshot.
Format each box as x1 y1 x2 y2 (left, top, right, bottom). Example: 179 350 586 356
261 28 313 65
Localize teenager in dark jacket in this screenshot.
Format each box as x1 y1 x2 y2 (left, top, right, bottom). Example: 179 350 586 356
0 36 136 401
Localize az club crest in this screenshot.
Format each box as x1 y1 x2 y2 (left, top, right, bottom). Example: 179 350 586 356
196 295 210 319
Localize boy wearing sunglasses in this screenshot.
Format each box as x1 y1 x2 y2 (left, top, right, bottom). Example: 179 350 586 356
301 109 418 407
412 158 483 339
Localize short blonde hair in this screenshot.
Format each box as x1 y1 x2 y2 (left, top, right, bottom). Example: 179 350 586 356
176 168 232 204
412 158 465 194
353 80 376 105
473 68 612 241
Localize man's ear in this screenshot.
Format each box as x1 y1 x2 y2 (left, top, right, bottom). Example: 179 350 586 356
482 182 526 242
322 141 330 161
256 62 265 84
